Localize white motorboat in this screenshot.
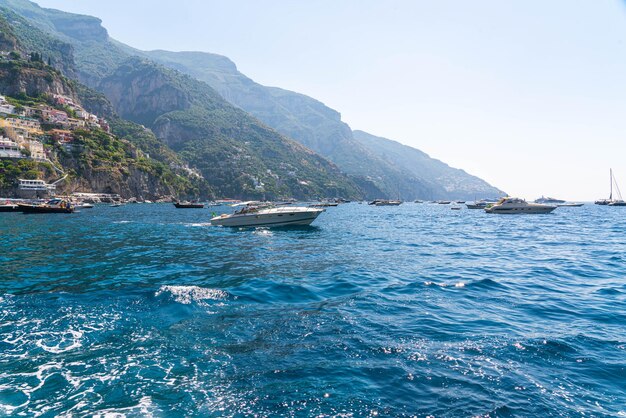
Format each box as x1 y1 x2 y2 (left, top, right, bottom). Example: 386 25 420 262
211 203 324 227
73 201 94 209
369 199 402 206
485 197 556 214
534 196 566 204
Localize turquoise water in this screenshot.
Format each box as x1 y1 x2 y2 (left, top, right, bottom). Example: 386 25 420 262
1 203 625 416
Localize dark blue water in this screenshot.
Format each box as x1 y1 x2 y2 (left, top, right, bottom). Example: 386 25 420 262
1 203 625 416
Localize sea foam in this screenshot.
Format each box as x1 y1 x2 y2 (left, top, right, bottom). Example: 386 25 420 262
155 285 229 305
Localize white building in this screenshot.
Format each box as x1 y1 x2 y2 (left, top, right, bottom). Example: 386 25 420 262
0 103 15 115
18 179 56 198
0 137 22 158
25 140 47 161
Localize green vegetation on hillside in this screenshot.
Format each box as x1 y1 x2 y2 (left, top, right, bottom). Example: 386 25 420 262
0 8 76 76
100 57 361 199
0 158 54 194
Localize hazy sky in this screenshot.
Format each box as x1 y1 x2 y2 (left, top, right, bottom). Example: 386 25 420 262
36 0 626 200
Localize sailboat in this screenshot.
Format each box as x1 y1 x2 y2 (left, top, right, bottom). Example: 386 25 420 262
595 169 626 206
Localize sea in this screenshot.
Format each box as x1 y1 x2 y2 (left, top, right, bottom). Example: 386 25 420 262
0 202 625 417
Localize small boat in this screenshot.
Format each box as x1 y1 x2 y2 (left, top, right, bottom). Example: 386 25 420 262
414 200 423 203
535 196 566 204
466 200 490 209
211 202 324 227
485 197 556 214
110 202 124 207
74 202 94 209
451 206 462 210
17 198 74 214
174 201 204 209
437 200 451 205
454 200 466 204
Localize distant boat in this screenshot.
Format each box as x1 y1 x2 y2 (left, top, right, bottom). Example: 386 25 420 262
556 203 584 207
437 200 451 204
369 199 402 206
174 201 204 209
485 197 556 214
73 201 94 209
466 200 492 209
17 198 74 214
535 196 566 204
596 169 626 206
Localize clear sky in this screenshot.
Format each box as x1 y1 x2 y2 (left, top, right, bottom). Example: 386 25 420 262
35 0 626 200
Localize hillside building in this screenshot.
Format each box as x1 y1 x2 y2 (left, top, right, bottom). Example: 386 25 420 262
0 137 22 158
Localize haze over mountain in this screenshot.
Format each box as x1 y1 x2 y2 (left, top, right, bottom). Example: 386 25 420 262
0 0 505 200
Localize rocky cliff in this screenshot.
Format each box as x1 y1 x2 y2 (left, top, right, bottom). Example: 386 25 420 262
99 57 361 199
0 61 74 98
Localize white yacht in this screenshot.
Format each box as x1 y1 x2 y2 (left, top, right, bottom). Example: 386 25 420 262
485 197 556 214
369 199 402 206
210 202 324 227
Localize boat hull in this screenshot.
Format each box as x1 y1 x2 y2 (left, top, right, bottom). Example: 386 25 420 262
0 205 18 212
211 208 322 227
485 206 556 214
174 203 204 208
17 204 74 214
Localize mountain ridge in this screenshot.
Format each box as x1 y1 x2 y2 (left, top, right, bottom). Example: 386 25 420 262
142 49 504 199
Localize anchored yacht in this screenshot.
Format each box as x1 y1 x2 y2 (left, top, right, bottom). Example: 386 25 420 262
485 197 556 214
211 202 324 227
369 199 402 206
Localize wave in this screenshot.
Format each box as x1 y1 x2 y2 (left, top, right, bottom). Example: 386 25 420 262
155 285 229 305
